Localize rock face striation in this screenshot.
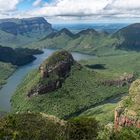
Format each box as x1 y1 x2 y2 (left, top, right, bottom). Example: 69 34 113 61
27 51 81 97
114 79 140 130
0 17 54 47
101 73 134 87
0 17 53 36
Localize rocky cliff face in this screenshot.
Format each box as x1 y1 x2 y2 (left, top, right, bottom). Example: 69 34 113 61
114 79 140 130
0 17 53 36
27 51 81 97
0 17 54 47
101 73 134 87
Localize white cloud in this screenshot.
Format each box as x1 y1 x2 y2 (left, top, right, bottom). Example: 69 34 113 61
27 0 140 22
1 0 140 23
107 0 140 10
0 0 19 11
32 0 109 17
32 0 42 7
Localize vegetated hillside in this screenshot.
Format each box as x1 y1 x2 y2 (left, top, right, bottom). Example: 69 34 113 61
76 52 140 123
26 28 119 55
11 51 128 119
114 78 140 129
0 45 43 66
0 113 66 140
0 62 16 89
26 23 140 55
0 112 100 140
0 17 54 47
113 23 140 51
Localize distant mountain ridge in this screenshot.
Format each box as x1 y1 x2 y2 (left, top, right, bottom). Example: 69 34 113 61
27 23 140 55
113 23 140 51
0 17 53 35
27 28 116 55
0 17 54 47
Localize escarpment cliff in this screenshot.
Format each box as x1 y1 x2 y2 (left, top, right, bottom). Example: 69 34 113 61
0 17 54 47
114 79 140 130
0 17 53 36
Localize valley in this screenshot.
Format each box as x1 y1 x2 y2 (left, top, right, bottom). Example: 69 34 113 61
0 48 95 112
1 17 140 139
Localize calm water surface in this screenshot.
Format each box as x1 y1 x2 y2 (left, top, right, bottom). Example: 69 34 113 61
0 49 95 112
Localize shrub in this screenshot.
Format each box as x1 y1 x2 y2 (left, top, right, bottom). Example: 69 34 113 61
66 117 99 140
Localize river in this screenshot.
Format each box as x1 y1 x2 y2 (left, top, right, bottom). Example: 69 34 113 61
0 49 95 112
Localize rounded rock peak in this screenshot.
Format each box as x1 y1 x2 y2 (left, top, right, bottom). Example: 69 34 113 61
40 50 74 68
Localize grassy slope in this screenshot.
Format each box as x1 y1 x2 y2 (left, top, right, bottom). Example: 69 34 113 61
80 103 116 124
0 30 36 48
0 62 16 89
81 52 140 79
25 30 124 56
11 63 127 119
78 52 140 123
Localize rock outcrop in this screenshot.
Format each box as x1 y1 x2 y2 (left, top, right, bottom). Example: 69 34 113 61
114 79 140 130
101 73 134 87
27 51 81 97
0 17 53 36
0 17 54 47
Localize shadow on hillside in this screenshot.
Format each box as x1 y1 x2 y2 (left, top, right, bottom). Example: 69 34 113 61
85 64 106 70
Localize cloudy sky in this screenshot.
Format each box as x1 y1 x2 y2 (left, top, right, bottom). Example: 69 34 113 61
0 0 140 23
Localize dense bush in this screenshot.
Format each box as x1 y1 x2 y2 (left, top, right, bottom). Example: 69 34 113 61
66 117 99 140
98 126 140 140
0 113 66 140
0 113 101 140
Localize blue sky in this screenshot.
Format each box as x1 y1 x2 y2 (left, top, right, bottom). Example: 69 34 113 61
17 0 49 10
0 0 140 23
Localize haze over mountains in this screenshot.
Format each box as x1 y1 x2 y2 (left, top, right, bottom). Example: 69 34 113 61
26 21 140 56
1 17 140 54
0 17 54 47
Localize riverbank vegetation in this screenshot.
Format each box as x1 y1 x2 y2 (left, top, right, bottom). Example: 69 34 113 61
0 62 16 89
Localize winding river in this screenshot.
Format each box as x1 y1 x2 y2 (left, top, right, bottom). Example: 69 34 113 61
0 49 95 112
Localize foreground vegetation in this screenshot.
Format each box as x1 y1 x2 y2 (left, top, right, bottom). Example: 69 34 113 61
0 113 99 140
0 112 140 140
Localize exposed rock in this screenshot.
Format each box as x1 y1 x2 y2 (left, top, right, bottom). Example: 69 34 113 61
0 17 55 47
27 51 82 97
114 79 140 130
114 107 140 130
0 17 53 36
101 73 134 87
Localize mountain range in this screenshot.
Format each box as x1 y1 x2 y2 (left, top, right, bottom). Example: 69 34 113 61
26 22 140 55
0 17 54 47
1 17 140 55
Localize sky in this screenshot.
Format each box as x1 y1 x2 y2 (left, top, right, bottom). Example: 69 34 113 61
0 0 140 23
